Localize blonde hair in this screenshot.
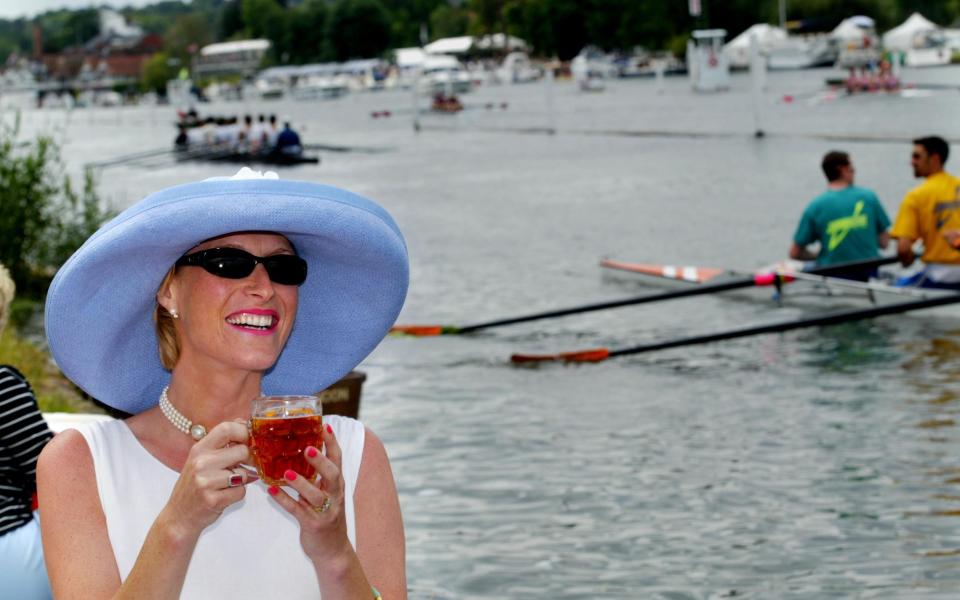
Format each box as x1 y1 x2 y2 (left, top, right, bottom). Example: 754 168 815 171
0 263 14 336
153 267 180 370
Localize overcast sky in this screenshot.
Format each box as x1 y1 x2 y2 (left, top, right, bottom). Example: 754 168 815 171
0 1 162 20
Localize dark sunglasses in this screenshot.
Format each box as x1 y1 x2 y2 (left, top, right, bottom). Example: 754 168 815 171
175 248 308 286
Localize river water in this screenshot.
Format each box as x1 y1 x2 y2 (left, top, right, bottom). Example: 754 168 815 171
7 66 960 598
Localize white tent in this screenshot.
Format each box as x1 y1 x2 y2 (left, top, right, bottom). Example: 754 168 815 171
723 24 787 68
832 15 875 40
883 13 940 50
423 36 474 55
475 33 528 52
394 47 426 68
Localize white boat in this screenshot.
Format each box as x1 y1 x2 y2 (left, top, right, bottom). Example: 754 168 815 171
883 13 952 67
571 47 617 92
767 35 837 70
419 55 473 95
494 52 542 84
292 74 349 100
599 257 960 315
254 77 284 99
903 45 952 67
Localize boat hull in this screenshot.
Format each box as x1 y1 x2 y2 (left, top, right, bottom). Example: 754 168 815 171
600 259 960 317
174 147 320 165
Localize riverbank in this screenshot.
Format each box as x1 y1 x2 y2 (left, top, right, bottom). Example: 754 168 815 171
0 327 103 414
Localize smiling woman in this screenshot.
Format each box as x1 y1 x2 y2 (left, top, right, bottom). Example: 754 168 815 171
36 169 409 599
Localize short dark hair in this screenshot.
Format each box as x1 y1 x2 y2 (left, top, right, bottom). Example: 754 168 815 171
821 151 850 181
914 136 949 164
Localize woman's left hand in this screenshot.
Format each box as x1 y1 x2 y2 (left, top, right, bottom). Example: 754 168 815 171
267 424 352 561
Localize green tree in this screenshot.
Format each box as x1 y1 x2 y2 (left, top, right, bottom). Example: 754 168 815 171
219 0 246 40
468 0 505 34
242 0 291 62
141 51 174 94
39 9 100 53
381 0 445 47
288 0 329 63
327 0 392 60
0 119 111 298
164 13 214 65
429 3 471 40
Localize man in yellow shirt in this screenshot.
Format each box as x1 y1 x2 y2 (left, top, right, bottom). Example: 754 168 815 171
891 136 960 288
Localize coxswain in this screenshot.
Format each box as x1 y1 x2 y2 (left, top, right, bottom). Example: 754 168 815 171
275 121 302 156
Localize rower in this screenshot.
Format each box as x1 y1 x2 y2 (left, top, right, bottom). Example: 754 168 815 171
266 114 279 149
789 151 891 281
174 124 189 149
275 120 302 156
250 114 268 153
238 114 254 152
891 136 960 289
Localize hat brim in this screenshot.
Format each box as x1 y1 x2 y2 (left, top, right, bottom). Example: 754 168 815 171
45 178 408 414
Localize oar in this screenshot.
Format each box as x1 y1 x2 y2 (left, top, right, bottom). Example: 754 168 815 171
84 147 174 169
511 289 960 364
302 143 393 154
391 255 900 336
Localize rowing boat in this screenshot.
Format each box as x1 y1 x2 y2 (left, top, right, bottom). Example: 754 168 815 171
173 146 320 166
599 257 960 313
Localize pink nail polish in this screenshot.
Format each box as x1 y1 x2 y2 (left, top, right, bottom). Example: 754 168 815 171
306 446 318 458
326 424 333 434
268 485 279 496
284 469 297 482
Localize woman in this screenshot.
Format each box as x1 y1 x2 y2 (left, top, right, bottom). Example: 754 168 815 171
38 169 408 598
0 262 54 599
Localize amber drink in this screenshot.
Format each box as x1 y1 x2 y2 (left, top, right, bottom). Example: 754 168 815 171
249 395 323 486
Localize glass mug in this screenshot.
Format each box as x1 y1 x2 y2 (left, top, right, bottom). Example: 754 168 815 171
248 395 323 487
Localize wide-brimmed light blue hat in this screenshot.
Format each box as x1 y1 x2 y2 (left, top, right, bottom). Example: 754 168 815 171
45 170 408 414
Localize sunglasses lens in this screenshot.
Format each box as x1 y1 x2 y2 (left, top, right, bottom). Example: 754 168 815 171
263 256 308 286
204 254 257 279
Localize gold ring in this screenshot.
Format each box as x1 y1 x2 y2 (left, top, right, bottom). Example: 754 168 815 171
312 496 331 513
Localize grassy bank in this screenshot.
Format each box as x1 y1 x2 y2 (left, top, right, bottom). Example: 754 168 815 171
0 327 103 414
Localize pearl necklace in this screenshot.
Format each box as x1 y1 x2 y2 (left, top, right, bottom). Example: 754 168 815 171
159 386 207 441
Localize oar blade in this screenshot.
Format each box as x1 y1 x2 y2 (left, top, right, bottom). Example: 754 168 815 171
388 324 456 336
511 347 611 364
600 259 726 283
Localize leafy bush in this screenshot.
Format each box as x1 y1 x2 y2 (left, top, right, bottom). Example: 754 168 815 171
0 116 114 299
0 329 102 413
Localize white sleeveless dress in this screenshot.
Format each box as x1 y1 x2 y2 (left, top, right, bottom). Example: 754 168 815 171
74 415 365 599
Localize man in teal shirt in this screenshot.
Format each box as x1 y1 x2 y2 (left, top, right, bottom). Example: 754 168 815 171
790 151 891 279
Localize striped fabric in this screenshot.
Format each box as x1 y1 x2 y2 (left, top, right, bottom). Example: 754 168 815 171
0 365 53 536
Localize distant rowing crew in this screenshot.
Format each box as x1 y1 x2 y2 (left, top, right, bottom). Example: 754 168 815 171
174 111 307 162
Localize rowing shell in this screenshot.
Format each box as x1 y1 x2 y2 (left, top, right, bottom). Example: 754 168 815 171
600 258 960 314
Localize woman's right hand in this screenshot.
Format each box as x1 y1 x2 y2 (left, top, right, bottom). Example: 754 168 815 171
161 421 258 538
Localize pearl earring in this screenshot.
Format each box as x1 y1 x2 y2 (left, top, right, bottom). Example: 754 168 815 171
170 308 180 319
